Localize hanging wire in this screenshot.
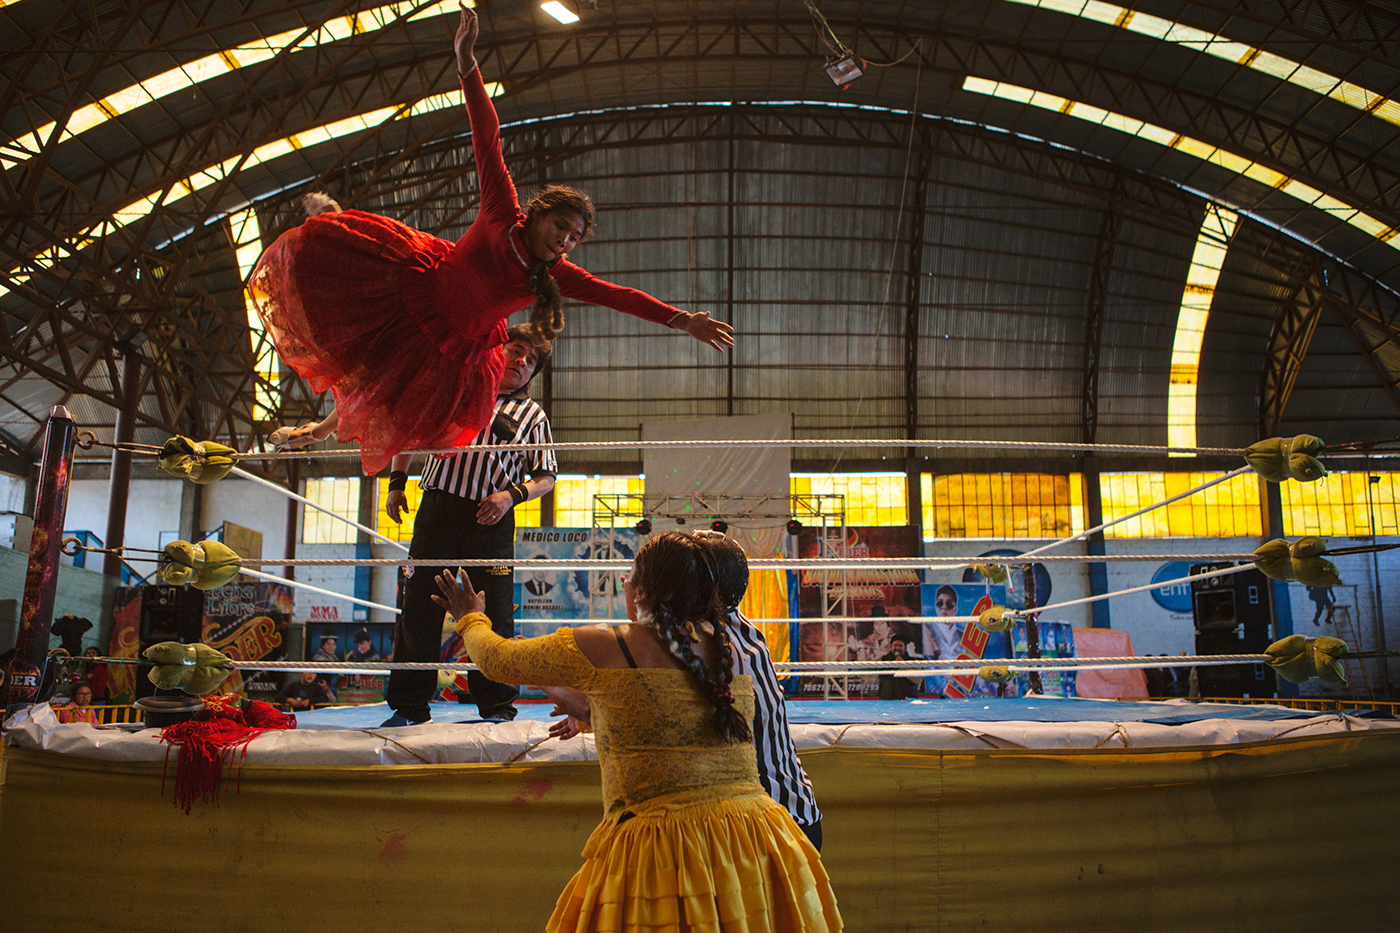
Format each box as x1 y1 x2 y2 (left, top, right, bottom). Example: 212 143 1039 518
803 0 852 60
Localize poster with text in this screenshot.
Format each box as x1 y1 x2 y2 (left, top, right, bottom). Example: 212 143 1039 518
200 582 292 702
921 582 1013 697
513 528 639 633
795 526 922 697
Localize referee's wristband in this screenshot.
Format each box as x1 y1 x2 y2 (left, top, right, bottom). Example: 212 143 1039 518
388 471 409 492
508 483 529 505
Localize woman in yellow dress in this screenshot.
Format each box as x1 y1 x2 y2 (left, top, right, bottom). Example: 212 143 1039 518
432 531 841 932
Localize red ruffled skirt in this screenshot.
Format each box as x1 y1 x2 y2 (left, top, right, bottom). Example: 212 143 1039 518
248 210 507 474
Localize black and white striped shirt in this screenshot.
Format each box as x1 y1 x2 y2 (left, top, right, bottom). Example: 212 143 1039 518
729 610 822 827
420 394 557 499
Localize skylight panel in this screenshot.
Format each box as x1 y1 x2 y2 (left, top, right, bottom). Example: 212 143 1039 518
1168 203 1238 455
2 80 500 294
0 0 466 170
962 77 1398 250
1006 0 1400 128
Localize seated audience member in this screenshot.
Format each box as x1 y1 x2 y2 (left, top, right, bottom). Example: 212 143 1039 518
277 671 336 711
56 683 101 724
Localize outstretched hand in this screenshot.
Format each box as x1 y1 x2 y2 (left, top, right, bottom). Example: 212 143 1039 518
683 312 735 351
431 569 486 619
455 3 479 74
547 716 584 740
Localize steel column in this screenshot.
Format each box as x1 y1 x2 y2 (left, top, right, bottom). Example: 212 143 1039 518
102 350 141 579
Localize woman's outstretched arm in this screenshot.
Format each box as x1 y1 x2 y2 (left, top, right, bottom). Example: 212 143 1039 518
433 570 595 689
455 5 519 223
552 262 736 351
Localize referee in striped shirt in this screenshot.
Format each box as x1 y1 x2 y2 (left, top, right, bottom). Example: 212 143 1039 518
697 530 824 849
380 324 558 727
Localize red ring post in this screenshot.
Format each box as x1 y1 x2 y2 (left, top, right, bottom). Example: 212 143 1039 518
4 406 76 710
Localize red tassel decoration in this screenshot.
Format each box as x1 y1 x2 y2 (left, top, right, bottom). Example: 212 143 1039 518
158 696 296 814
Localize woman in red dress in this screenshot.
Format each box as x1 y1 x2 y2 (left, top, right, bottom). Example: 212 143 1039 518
251 6 732 474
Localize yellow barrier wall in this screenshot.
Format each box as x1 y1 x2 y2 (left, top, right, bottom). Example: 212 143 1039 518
2 731 1397 932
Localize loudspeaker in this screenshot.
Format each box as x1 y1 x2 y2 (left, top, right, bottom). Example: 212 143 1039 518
1189 562 1275 698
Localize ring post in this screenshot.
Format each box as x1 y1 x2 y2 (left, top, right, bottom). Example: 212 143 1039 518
4 406 77 714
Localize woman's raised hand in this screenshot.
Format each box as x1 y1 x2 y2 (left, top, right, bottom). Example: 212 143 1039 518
682 312 735 351
431 569 487 619
455 3 479 75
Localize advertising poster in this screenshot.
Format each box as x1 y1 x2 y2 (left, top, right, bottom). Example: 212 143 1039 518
795 526 922 697
305 621 394 703
921 582 1013 698
1011 619 1077 698
200 582 292 703
105 587 143 705
513 528 639 632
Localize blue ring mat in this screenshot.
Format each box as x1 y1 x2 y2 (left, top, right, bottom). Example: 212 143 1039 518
292 696 1380 730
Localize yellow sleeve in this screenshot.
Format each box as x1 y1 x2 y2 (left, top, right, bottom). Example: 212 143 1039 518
455 613 596 690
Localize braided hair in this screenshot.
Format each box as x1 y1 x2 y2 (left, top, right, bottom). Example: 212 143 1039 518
632 532 751 744
521 184 595 342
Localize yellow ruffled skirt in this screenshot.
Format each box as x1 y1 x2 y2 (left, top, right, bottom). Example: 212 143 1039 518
548 793 841 933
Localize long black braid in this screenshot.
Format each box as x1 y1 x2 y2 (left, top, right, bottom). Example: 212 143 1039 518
634 532 752 744
522 184 594 342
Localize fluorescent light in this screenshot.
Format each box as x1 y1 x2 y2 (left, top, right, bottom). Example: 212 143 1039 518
541 2 579 24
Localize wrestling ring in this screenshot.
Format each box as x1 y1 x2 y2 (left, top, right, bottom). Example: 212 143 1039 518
3 408 1398 932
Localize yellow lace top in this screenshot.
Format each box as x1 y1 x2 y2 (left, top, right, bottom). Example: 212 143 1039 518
457 613 766 819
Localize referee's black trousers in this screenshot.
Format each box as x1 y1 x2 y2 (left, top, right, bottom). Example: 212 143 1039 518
385 487 519 722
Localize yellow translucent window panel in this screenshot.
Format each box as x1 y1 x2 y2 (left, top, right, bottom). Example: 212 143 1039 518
1280 472 1400 537
920 473 1085 539
372 476 541 542
302 477 360 545
374 476 422 543
1099 472 1262 538
791 473 908 527
555 476 645 528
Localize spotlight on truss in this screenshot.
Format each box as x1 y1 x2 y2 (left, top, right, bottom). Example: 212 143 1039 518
636 518 652 535
786 519 804 535
824 54 864 87
711 519 728 533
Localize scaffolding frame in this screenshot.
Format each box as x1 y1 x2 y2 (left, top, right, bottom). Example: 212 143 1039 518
590 493 853 698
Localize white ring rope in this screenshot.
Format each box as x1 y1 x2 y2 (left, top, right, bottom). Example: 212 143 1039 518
1017 466 1255 561
232 554 1259 568
1028 563 1258 617
232 556 1258 622
239 568 401 615
230 465 409 553
116 653 1271 677
235 437 1251 460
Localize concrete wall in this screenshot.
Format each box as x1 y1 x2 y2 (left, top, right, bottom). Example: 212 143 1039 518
65 478 182 553
0 545 119 653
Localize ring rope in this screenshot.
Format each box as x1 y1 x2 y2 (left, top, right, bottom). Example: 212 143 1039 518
1031 563 1258 617
228 437 1251 460
68 653 1274 675
229 465 409 553
212 554 1262 568
237 568 401 615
